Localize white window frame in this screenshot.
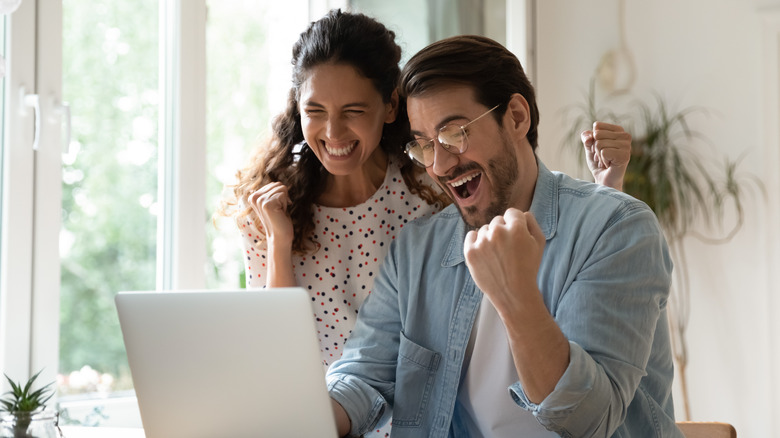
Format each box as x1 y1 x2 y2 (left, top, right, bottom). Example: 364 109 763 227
0 0 62 388
506 0 536 84
159 0 207 290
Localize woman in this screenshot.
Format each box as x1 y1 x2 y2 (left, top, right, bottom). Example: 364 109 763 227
218 9 630 437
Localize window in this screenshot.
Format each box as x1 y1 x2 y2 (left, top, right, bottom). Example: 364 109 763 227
206 0 308 289
54 0 159 426
1 0 48 390
56 0 160 417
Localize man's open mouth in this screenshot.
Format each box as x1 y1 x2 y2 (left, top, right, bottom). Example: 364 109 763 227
449 172 482 199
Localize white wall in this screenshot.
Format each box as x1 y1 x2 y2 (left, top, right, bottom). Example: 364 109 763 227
532 1 778 436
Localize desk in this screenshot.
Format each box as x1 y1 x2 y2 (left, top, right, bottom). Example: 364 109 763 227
60 426 145 438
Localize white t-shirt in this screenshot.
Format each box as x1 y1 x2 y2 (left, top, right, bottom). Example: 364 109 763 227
241 159 440 437
457 295 558 437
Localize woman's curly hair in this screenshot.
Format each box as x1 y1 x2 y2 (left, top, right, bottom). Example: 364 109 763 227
217 9 448 253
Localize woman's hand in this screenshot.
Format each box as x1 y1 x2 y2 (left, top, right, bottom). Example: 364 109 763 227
248 182 297 287
249 182 294 247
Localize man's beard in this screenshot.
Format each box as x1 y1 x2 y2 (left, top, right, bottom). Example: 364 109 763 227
441 133 520 229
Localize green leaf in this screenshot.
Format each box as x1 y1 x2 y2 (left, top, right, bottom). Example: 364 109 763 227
0 369 54 414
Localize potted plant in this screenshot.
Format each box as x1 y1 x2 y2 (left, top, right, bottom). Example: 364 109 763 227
0 370 60 438
561 80 763 419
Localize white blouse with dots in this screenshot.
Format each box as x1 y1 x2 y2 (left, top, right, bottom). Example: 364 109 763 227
240 159 441 436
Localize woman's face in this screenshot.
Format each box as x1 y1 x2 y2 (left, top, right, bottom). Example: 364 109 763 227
298 63 398 177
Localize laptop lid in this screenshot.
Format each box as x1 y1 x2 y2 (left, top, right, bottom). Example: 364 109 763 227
115 288 338 438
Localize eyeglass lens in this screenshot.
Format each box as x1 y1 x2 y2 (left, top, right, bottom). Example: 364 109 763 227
438 125 467 151
407 125 466 167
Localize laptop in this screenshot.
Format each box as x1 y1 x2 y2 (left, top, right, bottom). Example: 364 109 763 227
115 288 338 438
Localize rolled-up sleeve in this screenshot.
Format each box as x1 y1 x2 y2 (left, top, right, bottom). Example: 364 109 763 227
509 341 619 435
328 375 386 437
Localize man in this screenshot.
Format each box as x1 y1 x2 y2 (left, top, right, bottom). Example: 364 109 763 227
327 35 681 438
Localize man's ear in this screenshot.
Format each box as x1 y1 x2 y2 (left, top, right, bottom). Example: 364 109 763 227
505 93 531 139
385 89 400 124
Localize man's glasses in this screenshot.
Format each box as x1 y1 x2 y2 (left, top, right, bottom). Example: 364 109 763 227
405 104 500 168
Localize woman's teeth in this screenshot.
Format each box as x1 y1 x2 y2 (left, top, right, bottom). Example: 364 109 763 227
325 141 357 157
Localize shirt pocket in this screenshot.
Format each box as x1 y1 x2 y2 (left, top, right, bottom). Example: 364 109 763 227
391 331 441 428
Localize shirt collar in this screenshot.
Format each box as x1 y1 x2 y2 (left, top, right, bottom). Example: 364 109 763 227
530 159 558 241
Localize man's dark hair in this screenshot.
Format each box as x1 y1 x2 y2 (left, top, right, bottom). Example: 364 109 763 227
399 35 540 150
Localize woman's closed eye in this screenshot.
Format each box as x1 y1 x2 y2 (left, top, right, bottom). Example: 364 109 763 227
303 108 326 118
344 109 365 117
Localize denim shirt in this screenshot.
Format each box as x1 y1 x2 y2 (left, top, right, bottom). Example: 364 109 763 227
327 161 682 438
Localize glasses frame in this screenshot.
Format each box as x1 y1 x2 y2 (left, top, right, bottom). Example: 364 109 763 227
405 104 501 168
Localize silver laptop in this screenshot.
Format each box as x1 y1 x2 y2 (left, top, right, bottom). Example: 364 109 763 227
115 288 338 438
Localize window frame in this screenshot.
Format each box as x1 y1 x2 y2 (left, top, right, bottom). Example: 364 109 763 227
159 0 207 290
0 0 57 385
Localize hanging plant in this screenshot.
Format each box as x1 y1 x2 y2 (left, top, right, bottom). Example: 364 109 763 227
561 79 764 420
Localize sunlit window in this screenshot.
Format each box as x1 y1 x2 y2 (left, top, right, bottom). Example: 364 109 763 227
57 0 159 425
206 0 308 289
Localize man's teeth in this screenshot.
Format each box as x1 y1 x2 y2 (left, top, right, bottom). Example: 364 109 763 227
449 172 480 188
325 142 357 156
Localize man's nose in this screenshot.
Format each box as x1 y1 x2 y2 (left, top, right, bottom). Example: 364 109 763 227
430 141 458 176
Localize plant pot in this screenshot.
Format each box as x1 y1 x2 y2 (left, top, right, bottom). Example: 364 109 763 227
0 410 61 438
